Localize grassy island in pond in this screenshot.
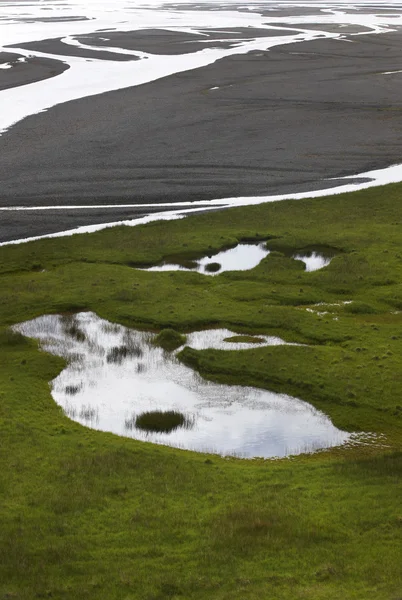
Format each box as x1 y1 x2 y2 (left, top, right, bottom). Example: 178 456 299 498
0 183 401 599
204 261 221 273
133 410 192 433
153 328 186 351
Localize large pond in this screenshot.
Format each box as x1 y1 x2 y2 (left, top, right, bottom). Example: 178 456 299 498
143 243 335 275
15 312 351 458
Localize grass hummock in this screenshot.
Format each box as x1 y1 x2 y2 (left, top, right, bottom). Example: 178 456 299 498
204 262 221 273
131 410 191 433
153 328 186 351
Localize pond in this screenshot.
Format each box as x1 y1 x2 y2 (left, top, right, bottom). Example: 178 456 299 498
145 243 270 275
143 242 336 275
292 246 337 272
15 312 351 458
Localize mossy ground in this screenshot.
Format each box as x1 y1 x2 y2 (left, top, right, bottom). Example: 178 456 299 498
0 184 401 599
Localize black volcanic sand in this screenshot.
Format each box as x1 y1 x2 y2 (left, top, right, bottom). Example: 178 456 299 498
75 27 295 55
7 38 139 62
0 52 69 91
2 30 402 241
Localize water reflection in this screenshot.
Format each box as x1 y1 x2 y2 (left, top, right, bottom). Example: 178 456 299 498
15 312 351 458
184 328 299 350
143 242 336 275
145 243 270 275
293 249 335 272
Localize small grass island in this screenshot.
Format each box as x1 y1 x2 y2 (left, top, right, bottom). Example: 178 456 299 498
134 410 192 433
153 327 186 351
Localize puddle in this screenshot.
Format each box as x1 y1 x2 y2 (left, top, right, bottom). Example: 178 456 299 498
15 312 351 458
291 246 337 272
144 242 270 275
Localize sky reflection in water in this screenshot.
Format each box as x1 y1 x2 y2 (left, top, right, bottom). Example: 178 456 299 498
15 312 350 458
144 243 333 275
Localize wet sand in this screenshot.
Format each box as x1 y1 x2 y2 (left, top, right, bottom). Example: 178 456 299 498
1 30 402 241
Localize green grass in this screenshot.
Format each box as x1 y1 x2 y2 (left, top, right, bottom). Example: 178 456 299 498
0 183 401 599
153 328 187 351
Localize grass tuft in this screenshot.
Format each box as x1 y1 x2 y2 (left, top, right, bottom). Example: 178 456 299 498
204 262 221 273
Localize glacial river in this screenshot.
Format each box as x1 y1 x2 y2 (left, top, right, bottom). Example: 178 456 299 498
1 0 402 244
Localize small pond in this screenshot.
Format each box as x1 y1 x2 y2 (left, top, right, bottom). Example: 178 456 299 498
292 247 337 272
145 243 270 275
15 312 351 458
143 243 335 275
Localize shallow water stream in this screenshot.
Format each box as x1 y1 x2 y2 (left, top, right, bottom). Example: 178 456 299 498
15 312 351 458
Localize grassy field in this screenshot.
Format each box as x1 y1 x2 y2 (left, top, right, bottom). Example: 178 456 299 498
0 183 401 599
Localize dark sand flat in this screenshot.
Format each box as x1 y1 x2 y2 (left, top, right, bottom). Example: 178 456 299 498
7 38 139 62
1 30 402 240
75 27 294 55
0 52 22 65
0 52 69 91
